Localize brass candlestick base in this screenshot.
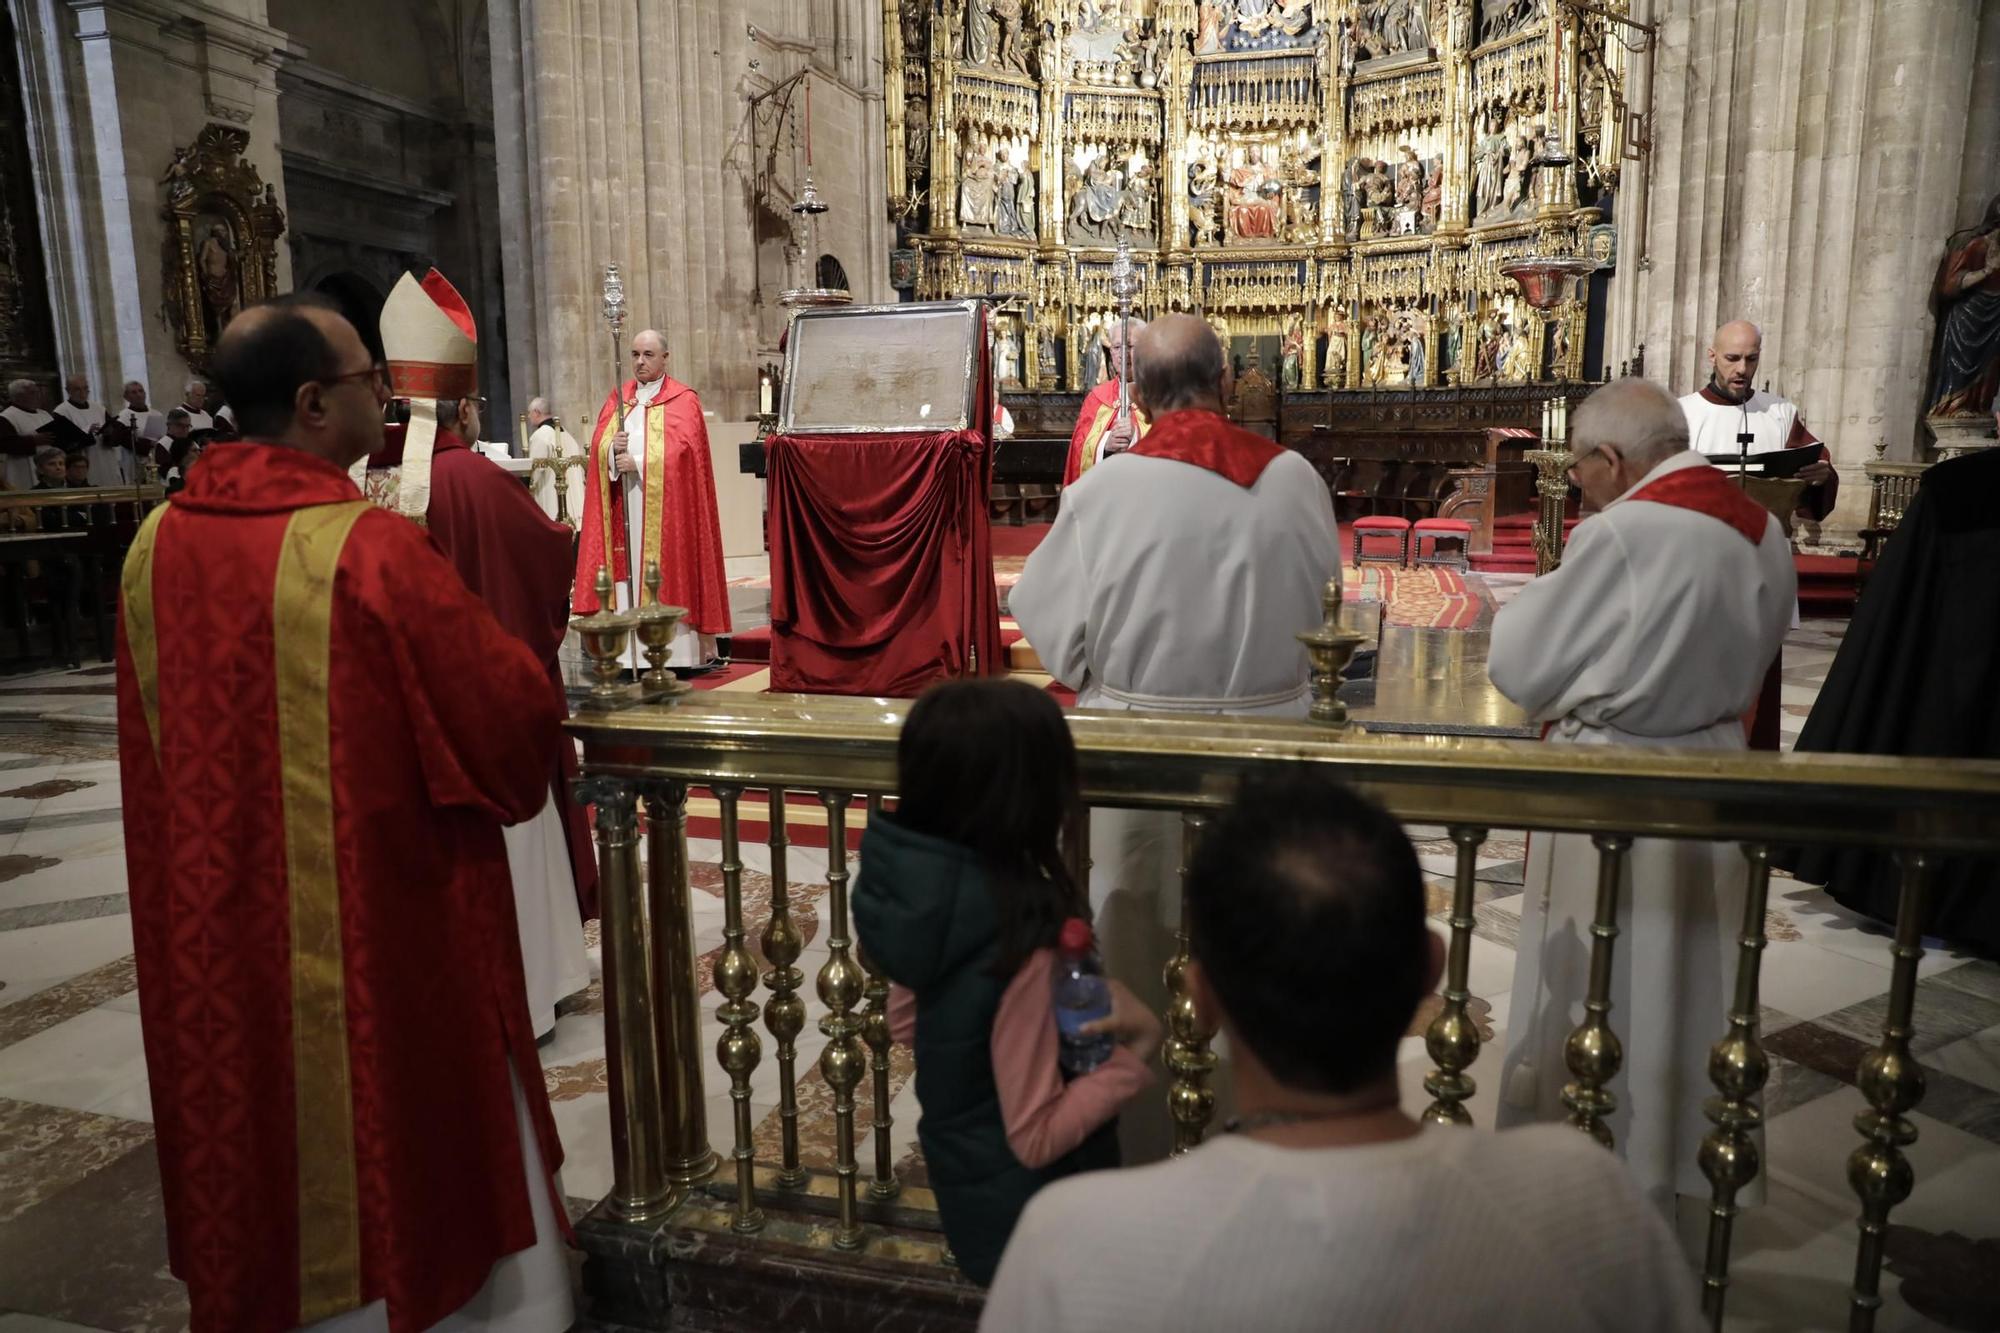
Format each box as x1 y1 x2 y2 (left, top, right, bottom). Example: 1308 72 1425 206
572 565 641 710
1296 576 1367 727
634 561 691 700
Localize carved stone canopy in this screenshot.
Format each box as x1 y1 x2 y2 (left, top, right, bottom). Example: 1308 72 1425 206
161 124 287 371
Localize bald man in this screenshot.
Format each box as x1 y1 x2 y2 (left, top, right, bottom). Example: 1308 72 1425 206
1680 321 1838 518
571 329 732 671
1489 378 1796 1226
1063 316 1149 486
1013 312 1340 1160
524 395 586 524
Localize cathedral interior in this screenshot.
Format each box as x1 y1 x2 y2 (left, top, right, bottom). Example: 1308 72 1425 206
0 0 1997 1330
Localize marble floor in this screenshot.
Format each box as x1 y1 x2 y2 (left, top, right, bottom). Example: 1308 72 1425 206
2 622 1997 1332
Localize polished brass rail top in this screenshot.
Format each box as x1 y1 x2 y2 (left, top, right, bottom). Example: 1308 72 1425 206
569 692 2000 851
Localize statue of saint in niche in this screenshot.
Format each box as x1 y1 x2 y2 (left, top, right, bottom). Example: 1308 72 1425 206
1925 194 2000 418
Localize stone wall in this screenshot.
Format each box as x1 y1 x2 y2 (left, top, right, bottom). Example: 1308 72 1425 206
487 0 892 433
1606 0 2000 536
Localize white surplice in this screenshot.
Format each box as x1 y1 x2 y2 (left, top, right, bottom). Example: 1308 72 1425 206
1679 386 1812 459
0 406 52 490
603 379 698 669
1488 450 1796 1211
1011 444 1341 1161
55 401 134 485
526 422 587 523
502 791 590 1040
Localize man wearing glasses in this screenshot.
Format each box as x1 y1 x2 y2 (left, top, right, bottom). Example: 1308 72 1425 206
1484 378 1796 1237
118 293 576 1333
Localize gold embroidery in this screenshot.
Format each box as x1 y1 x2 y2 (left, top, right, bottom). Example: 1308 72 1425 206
641 399 668 606
272 500 370 1322
119 505 172 762
594 403 618 605
1076 401 1150 480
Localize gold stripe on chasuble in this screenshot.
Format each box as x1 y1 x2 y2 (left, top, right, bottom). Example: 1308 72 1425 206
595 407 618 601
641 403 667 605
272 500 371 1322
1075 403 1117 480
119 504 172 761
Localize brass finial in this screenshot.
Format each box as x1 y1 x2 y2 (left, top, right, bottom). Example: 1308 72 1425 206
1296 576 1366 727
570 563 640 709
633 558 690 700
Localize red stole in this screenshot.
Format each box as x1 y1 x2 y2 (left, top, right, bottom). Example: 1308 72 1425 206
1125 408 1285 488
1627 464 1771 545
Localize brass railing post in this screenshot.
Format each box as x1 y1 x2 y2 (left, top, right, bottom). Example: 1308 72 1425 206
638 778 719 1189
1699 843 1775 1326
1562 833 1630 1146
816 791 867 1250
861 793 901 1201
1847 851 1931 1332
1164 810 1218 1155
576 775 672 1221
710 786 764 1233
1422 825 1488 1125
759 788 807 1188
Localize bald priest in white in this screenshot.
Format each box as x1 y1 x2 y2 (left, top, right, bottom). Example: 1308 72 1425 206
1011 314 1340 1159
1681 320 1838 519
1489 378 1795 1218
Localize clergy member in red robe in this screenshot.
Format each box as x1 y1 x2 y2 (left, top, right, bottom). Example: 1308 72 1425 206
361 268 597 1036
119 296 574 1333
571 328 731 670
1063 316 1149 486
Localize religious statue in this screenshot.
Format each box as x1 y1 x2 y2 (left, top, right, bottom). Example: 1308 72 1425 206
990 0 1028 73
1068 156 1126 243
1473 110 1508 221
996 324 1023 385
1356 158 1395 237
905 95 930 181
1014 163 1037 239
965 0 994 65
1280 314 1306 390
1472 314 1499 380
1324 310 1349 387
960 140 998 230
1195 0 1226 53
1081 318 1110 390
1420 154 1444 230
1225 149 1282 242
1924 193 2000 418
1442 303 1464 378
1394 146 1423 232
1038 326 1060 388
1119 159 1157 237
197 222 241 340
1549 315 1571 380
1501 317 1536 381
1480 0 1542 46
994 155 1025 237
1188 158 1222 245
1279 138 1321 241
1405 309 1428 387
1501 132 1535 215
1133 28 1163 87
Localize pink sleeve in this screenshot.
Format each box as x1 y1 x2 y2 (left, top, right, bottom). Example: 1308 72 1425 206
992 949 1156 1170
889 983 918 1046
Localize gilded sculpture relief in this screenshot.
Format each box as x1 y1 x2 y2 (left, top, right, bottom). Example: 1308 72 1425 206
888 0 1620 392
160 125 285 370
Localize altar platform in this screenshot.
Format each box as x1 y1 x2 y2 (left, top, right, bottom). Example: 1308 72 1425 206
694 522 1535 740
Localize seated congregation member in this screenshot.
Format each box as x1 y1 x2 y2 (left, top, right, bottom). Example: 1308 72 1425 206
854 680 1160 1287
981 769 1700 1333
1488 379 1795 1220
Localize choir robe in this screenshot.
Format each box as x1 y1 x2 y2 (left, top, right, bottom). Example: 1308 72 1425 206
56 399 134 485
571 376 732 669
0 405 53 489
1489 451 1796 1212
1679 385 1839 522
117 443 572 1333
1061 380 1150 487
369 424 598 1022
1013 407 1340 1161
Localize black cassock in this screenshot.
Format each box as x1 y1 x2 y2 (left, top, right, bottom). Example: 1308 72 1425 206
1775 448 2000 956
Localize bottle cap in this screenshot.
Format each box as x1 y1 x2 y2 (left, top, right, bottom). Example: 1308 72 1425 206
1058 917 1094 955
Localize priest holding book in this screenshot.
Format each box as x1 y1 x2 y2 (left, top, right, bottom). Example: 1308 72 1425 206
1679 319 1839 522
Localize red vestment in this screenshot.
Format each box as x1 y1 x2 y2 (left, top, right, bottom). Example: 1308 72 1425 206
118 443 570 1333
1064 381 1127 487
570 376 732 634
371 425 598 918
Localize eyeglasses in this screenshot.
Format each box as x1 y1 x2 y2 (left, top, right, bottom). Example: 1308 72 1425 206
1566 443 1608 477
322 364 392 399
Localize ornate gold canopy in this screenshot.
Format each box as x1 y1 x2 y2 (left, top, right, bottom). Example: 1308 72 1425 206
885 0 1634 394
161 124 287 371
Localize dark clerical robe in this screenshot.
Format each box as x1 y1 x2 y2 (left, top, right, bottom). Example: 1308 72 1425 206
118 443 569 1333
571 376 731 639
371 424 598 920
1776 447 2000 952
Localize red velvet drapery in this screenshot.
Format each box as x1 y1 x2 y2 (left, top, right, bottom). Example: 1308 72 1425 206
766 426 1004 696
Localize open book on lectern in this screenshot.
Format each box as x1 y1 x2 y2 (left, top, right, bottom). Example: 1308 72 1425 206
1700 441 1822 478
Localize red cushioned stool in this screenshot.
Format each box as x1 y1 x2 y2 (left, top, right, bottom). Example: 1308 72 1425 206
1411 517 1473 570
1351 515 1412 567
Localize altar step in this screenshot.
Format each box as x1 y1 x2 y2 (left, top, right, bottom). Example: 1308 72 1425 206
577 1169 982 1333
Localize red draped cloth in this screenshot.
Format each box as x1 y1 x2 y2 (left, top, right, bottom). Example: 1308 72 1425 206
373 425 598 917
117 443 568 1332
765 427 1003 695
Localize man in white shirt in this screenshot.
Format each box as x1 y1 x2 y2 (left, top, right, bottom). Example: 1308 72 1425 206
1489 378 1795 1220
116 381 166 444
1011 313 1340 1159
52 374 105 435
981 769 1700 1333
177 377 214 433
54 375 131 485
2 378 56 491
1679 320 1837 520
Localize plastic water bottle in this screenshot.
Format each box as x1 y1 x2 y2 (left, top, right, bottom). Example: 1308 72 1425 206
1052 917 1114 1075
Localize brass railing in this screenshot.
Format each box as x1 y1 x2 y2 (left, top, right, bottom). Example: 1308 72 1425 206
569 685 2000 1331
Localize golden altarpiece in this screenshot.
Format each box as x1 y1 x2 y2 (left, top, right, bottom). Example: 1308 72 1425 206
885 0 1636 532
